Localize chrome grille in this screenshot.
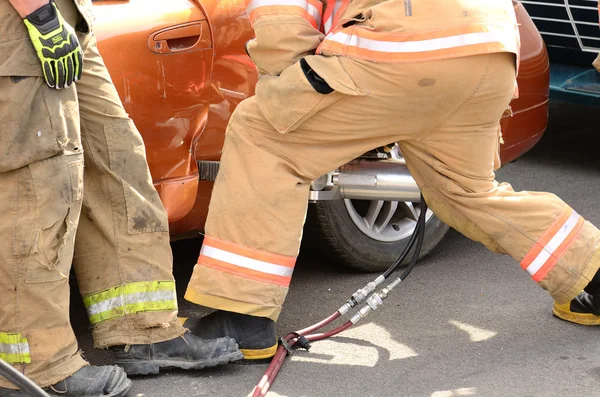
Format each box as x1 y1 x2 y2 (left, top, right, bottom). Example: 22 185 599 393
522 0 600 53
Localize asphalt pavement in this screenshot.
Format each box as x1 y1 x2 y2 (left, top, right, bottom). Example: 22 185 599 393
71 100 600 397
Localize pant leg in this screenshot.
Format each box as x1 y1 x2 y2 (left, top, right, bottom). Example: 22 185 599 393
0 74 87 387
185 53 515 320
72 32 185 348
399 54 600 304
186 52 600 319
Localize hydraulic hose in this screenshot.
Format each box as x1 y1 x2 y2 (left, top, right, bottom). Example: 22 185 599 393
0 359 49 397
382 207 423 279
251 196 429 397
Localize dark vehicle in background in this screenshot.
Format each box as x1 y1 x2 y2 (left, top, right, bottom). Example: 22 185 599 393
522 0 600 103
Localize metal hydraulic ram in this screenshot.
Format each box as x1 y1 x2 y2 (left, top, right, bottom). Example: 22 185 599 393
310 159 421 202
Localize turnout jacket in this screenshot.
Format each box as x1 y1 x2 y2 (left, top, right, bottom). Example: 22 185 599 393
245 0 521 76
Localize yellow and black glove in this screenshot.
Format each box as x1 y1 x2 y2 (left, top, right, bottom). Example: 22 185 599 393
24 1 83 89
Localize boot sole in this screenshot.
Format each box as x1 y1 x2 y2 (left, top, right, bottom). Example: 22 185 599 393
46 378 133 397
235 345 278 364
117 351 244 376
552 303 600 326
234 357 274 365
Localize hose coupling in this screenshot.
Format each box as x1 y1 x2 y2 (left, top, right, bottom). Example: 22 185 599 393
351 275 386 306
350 292 386 324
338 302 353 316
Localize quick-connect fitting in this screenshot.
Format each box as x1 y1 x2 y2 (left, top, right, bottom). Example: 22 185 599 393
351 275 385 305
338 275 386 315
337 302 353 316
382 277 402 294
350 291 386 324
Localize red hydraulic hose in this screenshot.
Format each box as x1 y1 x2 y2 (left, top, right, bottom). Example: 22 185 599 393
297 312 341 334
251 196 428 397
251 315 353 397
305 320 353 342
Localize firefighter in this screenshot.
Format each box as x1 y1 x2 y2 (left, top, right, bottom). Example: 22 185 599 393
0 0 242 395
182 0 600 360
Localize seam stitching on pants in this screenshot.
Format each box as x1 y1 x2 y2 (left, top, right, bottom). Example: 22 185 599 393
238 117 322 180
426 176 543 256
421 55 492 140
13 170 22 351
241 96 355 180
550 226 591 298
528 206 576 261
185 288 282 311
80 126 128 330
574 226 598 278
25 354 87 387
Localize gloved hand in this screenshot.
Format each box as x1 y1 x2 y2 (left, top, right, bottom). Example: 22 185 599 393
23 1 83 89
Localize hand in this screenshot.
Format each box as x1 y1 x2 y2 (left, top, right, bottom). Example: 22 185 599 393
23 1 83 89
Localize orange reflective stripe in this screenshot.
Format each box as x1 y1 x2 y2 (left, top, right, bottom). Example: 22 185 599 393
521 208 585 282
317 25 520 63
246 0 323 29
531 217 585 283
520 209 572 271
197 236 296 287
321 0 336 34
333 0 349 27
322 0 347 34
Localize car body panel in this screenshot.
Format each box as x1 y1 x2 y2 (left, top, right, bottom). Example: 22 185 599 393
521 0 600 104
499 2 550 162
93 0 212 221
92 1 550 236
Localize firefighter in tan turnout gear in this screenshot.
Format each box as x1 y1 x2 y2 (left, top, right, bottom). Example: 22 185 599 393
0 0 243 395
184 0 600 358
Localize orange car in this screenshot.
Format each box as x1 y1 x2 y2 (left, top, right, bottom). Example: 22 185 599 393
92 0 550 272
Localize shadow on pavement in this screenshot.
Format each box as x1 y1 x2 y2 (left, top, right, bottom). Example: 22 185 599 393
67 100 600 396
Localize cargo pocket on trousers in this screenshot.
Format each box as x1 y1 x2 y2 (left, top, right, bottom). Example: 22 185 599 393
104 120 169 234
0 76 78 173
255 56 366 134
23 156 84 283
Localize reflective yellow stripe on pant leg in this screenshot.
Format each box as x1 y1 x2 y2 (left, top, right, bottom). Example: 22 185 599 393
83 281 178 325
0 333 31 364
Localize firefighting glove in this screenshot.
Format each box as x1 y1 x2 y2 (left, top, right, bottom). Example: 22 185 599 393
23 1 83 89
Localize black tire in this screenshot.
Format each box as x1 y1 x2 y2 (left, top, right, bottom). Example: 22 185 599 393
304 199 449 273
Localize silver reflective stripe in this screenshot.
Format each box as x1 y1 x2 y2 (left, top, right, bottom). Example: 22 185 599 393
325 31 508 53
0 342 30 355
86 290 177 316
200 245 294 277
324 0 342 33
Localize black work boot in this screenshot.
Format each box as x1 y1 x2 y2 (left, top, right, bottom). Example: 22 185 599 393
0 365 132 397
111 331 243 375
553 270 600 326
184 311 277 361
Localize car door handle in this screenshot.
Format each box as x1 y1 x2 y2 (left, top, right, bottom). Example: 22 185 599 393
149 22 211 54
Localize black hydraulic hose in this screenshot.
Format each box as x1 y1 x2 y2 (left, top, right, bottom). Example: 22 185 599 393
399 198 428 281
0 359 49 397
383 195 428 279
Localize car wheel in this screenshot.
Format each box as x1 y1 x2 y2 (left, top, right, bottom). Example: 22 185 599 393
306 197 449 273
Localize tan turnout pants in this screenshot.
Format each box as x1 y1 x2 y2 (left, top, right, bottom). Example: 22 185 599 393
0 0 184 388
186 52 600 321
